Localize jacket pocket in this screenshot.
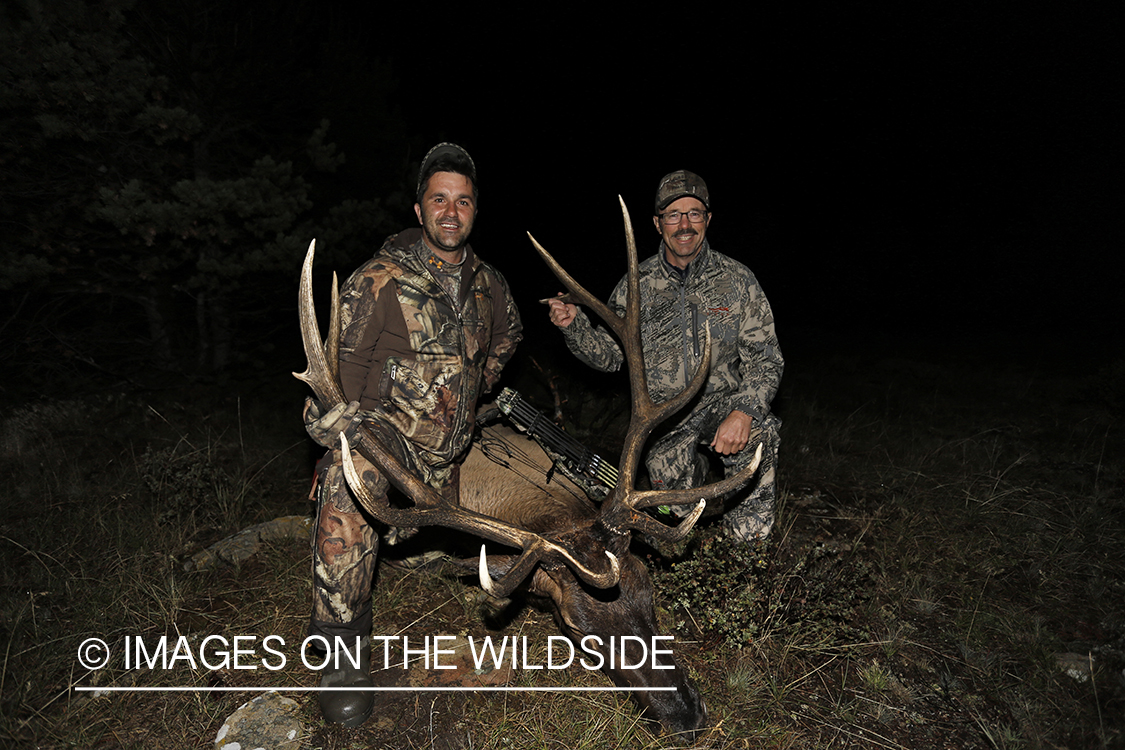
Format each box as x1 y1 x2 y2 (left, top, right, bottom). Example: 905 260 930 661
375 356 460 453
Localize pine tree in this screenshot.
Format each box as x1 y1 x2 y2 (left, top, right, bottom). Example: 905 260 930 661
1 0 402 379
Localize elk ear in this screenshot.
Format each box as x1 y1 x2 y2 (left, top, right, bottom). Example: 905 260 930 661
529 568 585 635
528 567 564 601
449 553 517 579
480 554 519 582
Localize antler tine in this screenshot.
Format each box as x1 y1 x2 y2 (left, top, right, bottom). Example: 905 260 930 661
634 443 763 510
296 240 621 597
527 198 642 371
618 195 646 415
528 231 620 338
607 443 762 542
294 239 345 406
476 542 621 599
326 272 341 384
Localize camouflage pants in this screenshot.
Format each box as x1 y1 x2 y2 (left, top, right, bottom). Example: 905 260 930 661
309 420 456 644
645 400 781 541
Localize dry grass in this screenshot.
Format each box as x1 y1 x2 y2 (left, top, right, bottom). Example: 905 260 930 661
1 352 1122 748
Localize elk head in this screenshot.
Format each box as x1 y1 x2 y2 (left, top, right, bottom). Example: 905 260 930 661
294 197 761 744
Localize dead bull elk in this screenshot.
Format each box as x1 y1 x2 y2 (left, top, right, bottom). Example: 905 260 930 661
294 198 762 743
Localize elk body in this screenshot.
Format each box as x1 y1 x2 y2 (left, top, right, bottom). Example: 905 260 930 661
295 199 761 744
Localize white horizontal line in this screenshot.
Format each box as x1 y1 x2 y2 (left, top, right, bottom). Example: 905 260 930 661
76 686 676 693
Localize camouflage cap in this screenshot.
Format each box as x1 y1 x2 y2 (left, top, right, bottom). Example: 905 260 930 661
655 170 710 212
417 142 477 196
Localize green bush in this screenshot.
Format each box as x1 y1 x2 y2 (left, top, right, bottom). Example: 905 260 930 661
658 533 874 648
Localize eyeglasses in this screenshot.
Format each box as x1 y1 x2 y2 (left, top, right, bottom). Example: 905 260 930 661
659 209 709 225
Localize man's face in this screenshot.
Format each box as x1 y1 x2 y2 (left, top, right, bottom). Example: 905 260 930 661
414 171 476 256
654 196 711 268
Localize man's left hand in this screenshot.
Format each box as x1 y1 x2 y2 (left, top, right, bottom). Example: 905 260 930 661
304 397 362 449
710 410 754 456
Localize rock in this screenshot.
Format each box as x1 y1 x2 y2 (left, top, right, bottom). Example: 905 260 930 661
1054 652 1094 682
213 691 303 750
187 515 312 572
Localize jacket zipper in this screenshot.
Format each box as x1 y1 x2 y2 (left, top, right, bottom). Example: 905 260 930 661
676 273 702 386
419 258 475 452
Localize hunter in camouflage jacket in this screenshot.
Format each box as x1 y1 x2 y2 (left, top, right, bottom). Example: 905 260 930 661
559 239 781 424
308 226 521 646
338 227 523 469
558 238 783 541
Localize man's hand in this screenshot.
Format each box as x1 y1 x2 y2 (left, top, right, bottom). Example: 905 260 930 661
475 400 501 425
710 409 754 456
304 397 362 449
546 293 577 328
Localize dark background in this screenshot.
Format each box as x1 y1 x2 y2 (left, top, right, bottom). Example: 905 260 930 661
315 2 1125 367
3 1 1123 393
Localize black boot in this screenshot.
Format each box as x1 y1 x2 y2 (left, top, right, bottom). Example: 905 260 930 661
318 641 373 727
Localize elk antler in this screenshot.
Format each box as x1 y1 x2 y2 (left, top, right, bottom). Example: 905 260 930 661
527 198 763 542
294 240 620 597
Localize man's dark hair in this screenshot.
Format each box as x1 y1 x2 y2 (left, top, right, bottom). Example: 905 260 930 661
416 144 478 206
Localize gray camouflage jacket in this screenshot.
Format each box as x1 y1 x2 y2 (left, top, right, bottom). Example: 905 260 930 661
337 228 523 464
561 240 782 422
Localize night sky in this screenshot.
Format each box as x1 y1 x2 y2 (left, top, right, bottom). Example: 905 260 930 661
305 4 1122 370
14 3 1117 374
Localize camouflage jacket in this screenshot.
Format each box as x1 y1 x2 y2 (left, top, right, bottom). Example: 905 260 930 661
561 240 782 422
338 228 523 464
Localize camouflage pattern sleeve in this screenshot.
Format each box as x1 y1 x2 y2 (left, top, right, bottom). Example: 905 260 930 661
482 269 524 392
337 258 407 406
558 275 627 373
732 271 784 421
337 266 388 404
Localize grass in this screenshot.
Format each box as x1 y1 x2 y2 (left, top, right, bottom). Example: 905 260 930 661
1 350 1123 748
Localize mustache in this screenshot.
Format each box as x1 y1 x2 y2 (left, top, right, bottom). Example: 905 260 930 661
673 228 697 238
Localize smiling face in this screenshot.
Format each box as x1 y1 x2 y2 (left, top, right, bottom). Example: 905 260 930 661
414 171 477 260
654 196 711 270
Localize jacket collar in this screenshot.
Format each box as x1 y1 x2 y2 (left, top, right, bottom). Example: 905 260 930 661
387 227 481 304
658 238 713 281
388 228 478 269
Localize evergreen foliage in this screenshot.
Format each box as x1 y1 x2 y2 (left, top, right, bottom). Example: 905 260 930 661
0 0 405 381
